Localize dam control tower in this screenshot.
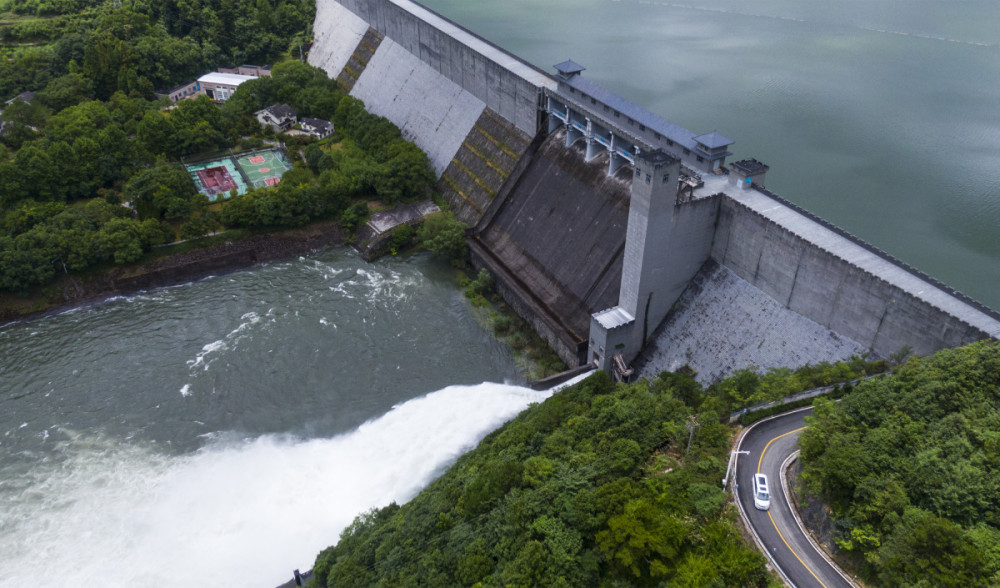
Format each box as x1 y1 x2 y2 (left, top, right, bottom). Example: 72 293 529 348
589 148 719 379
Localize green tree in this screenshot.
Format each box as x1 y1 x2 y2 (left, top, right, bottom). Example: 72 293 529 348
124 161 198 220
417 211 467 266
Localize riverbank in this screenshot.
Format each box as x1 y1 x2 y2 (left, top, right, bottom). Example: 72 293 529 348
0 220 346 326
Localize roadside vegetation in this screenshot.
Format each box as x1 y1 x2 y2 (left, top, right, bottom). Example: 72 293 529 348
307 351 900 586
311 371 772 587
799 340 1000 586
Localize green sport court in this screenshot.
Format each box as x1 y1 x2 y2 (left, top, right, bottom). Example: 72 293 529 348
185 148 292 201
236 149 293 189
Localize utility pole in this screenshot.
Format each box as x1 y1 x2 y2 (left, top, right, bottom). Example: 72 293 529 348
685 415 699 455
723 450 750 488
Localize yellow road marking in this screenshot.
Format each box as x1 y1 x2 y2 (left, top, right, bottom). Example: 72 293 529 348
758 426 828 588
768 509 828 588
757 426 805 473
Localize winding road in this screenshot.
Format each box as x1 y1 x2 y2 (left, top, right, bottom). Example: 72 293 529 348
733 407 857 588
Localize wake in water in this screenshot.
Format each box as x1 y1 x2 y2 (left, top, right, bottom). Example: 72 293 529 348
0 383 552 587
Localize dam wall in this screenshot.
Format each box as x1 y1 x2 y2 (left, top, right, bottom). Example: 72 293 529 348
711 186 1000 359
311 0 1000 377
470 130 633 366
625 192 721 350
310 0 372 82
320 0 555 137
349 38 486 176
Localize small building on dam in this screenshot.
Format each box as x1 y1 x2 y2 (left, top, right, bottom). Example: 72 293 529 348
310 0 1000 383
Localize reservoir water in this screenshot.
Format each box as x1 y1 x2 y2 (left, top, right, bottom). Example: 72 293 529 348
2 1 998 585
421 0 1000 310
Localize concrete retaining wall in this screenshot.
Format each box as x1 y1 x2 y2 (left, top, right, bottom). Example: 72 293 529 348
439 108 534 225
309 0 372 80
712 196 992 358
350 38 485 176
328 0 554 136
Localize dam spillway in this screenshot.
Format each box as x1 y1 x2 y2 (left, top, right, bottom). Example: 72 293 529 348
309 0 1000 379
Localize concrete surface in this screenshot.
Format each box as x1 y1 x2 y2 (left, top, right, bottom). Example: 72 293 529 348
636 262 869 384
332 0 555 136
475 130 632 353
350 38 485 176
309 0 371 80
703 173 1000 359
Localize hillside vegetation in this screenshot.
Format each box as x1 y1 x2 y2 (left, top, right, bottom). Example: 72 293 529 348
1 0 442 298
800 340 1000 586
310 371 773 587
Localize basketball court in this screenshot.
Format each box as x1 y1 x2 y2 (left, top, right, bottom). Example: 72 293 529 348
236 149 293 189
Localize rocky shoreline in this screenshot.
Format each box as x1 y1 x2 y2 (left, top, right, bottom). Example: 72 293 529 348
0 220 347 326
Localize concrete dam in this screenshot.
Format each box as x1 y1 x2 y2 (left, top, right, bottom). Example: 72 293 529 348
310 0 1000 382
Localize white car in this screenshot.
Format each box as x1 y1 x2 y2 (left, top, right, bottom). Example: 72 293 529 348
753 473 771 510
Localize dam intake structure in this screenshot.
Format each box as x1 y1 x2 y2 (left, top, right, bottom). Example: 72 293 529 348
310 0 1000 381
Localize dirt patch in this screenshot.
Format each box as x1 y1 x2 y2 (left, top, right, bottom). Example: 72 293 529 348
0 220 346 326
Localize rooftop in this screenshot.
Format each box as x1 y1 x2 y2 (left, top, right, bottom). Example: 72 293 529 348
731 158 770 175
636 149 678 167
556 68 706 152
301 117 332 130
594 306 635 330
264 103 297 118
553 60 586 78
693 131 733 149
197 72 258 86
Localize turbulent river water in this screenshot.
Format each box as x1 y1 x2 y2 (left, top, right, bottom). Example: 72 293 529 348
0 251 546 586
3 1 999 586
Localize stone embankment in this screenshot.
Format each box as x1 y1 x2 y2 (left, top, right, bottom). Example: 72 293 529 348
0 220 346 325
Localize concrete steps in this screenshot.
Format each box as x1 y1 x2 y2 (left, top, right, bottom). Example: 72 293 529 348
438 108 532 225
337 28 384 91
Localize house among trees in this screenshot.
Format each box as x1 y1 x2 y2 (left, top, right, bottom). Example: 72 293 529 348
1 91 37 134
256 104 297 132
196 72 257 103
300 117 333 139
158 66 272 103
4 91 34 106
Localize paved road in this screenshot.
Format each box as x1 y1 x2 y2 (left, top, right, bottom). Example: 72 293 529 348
734 407 855 588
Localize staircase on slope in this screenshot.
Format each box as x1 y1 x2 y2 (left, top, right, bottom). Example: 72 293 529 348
438 108 532 225
336 28 384 92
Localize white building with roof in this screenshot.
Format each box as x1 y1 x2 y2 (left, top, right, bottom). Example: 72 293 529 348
197 72 258 102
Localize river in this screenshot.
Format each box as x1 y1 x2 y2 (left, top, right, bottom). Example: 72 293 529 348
2 1 998 585
0 250 548 585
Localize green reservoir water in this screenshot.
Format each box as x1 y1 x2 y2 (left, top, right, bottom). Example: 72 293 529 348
1 1 998 585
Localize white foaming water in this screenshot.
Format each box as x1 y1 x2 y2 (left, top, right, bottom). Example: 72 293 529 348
0 382 550 587
185 311 268 372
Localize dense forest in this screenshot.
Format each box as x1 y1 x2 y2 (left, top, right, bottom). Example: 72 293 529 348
0 0 446 295
800 341 1000 586
310 371 773 587
305 356 889 587
0 0 314 101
